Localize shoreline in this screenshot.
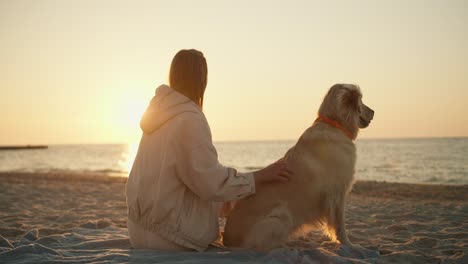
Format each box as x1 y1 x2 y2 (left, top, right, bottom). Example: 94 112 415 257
1 172 466 201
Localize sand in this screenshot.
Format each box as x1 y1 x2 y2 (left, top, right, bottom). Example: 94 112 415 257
0 172 467 264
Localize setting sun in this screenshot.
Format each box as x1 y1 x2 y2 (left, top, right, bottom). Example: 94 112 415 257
120 100 146 141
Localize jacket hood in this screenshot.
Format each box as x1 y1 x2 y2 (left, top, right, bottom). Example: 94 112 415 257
140 84 201 134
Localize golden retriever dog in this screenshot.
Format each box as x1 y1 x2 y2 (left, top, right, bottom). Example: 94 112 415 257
223 84 374 251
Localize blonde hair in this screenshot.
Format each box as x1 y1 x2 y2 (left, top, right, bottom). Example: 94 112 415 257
169 49 208 107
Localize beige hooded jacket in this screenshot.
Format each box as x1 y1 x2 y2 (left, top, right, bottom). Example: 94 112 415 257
126 85 255 251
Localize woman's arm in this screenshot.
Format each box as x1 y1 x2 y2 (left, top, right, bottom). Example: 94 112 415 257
182 142 256 201
177 113 290 202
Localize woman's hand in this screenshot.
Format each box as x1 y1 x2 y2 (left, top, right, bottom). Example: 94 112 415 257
253 158 292 185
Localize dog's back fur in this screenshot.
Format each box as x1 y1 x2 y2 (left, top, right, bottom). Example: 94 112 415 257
223 84 374 251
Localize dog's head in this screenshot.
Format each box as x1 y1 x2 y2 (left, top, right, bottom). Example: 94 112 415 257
318 84 374 139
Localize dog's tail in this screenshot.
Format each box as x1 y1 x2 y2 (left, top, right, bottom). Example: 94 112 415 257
242 202 294 251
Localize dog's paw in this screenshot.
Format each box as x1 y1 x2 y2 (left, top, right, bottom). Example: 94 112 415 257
338 244 380 259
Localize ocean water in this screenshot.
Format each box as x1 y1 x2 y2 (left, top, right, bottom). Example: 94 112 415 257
0 138 467 185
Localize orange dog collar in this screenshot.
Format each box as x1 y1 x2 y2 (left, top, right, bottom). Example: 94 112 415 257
314 116 354 140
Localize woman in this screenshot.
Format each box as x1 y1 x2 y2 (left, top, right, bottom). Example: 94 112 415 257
126 49 291 251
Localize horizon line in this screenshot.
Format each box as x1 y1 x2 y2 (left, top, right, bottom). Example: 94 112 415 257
2 135 467 146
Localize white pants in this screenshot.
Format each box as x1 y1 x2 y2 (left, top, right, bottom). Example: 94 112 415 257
127 219 191 251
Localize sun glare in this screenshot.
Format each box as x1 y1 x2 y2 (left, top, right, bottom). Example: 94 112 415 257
112 91 147 145
122 102 145 130
111 93 145 176
119 100 144 175
125 141 139 175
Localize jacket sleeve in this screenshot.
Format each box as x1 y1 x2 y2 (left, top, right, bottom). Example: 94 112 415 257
177 114 256 202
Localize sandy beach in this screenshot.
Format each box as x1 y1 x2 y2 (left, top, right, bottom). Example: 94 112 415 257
0 172 467 263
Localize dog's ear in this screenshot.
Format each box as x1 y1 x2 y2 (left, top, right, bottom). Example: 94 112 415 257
342 86 361 112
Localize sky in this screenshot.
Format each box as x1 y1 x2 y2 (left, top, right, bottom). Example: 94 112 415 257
1 0 467 145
